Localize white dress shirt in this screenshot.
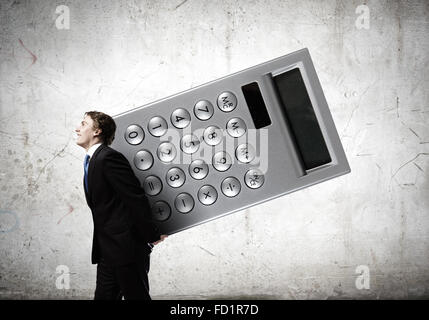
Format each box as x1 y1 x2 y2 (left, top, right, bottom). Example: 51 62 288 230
86 143 102 162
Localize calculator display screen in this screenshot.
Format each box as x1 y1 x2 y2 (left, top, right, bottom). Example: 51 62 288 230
273 68 332 170
241 82 272 129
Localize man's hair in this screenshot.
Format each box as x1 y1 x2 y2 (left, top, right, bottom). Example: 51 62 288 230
84 111 116 145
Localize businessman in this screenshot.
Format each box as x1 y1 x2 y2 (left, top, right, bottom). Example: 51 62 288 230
75 111 167 300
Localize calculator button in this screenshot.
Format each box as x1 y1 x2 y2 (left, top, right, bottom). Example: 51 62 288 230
221 177 241 197
166 167 186 188
203 125 223 146
236 143 255 163
212 151 232 172
244 169 265 189
148 116 168 137
157 142 177 163
180 134 200 154
151 201 171 222
217 91 237 112
198 185 218 205
133 150 154 171
175 193 194 213
125 124 144 145
143 175 163 196
194 100 214 121
226 117 247 138
189 159 209 180
171 108 191 129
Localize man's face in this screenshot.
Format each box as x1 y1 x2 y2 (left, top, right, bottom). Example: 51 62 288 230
75 115 100 150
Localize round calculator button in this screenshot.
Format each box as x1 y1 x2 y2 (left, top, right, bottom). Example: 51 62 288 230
143 175 163 196
203 125 223 146
217 91 237 112
171 108 191 129
134 150 154 171
226 117 247 138
212 151 232 172
198 185 218 206
148 116 168 137
125 124 144 145
189 159 209 180
244 169 265 189
194 100 214 121
235 143 255 163
166 167 186 188
180 134 200 154
221 177 241 198
157 142 177 163
151 201 171 222
175 193 194 214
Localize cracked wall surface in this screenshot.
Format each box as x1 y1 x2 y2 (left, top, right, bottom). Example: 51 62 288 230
0 0 428 299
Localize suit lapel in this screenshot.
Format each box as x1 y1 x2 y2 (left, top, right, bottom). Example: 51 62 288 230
84 176 90 207
84 144 106 209
88 144 106 195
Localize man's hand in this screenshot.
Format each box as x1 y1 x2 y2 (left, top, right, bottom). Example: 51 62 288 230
152 234 168 245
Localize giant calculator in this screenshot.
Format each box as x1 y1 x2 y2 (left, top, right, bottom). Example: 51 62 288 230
111 48 350 234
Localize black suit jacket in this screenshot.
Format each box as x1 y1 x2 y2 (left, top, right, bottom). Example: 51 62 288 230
84 144 161 267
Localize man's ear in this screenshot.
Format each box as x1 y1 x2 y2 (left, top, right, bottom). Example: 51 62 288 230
94 129 102 137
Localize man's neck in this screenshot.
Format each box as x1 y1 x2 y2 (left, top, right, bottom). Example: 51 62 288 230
85 140 102 152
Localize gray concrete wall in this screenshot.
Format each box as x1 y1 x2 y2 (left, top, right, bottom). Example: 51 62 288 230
0 0 428 299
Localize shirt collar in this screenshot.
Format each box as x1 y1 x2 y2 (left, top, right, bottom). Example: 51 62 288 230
86 143 102 159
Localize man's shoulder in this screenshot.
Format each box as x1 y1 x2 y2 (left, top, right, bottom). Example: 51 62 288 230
97 145 126 161
96 144 121 155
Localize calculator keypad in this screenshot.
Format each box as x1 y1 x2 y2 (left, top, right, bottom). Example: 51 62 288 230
166 167 186 188
125 124 145 145
157 142 177 163
203 126 223 146
148 116 168 137
221 177 241 197
143 175 163 196
134 150 153 171
244 169 265 189
198 185 218 205
189 159 209 180
171 108 191 129
212 151 232 172
226 117 246 138
124 90 265 222
217 91 237 112
194 100 214 120
236 143 256 163
152 201 171 221
175 193 194 213
180 134 200 154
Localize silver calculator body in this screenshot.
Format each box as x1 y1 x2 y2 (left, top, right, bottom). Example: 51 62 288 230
111 48 350 235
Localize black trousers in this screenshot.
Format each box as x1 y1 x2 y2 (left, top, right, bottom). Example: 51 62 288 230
94 253 151 300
